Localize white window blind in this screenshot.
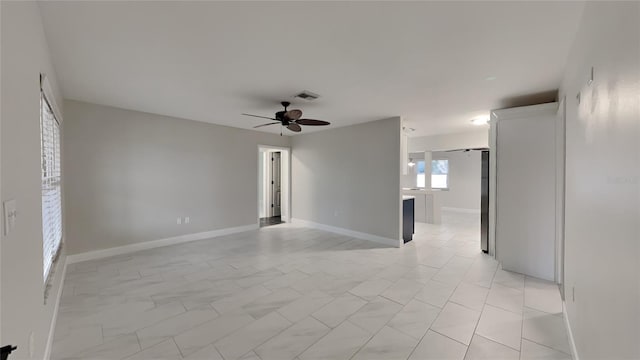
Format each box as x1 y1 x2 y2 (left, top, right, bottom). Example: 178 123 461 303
40 89 62 282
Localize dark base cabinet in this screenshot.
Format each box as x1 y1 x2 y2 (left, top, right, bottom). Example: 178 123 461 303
403 197 415 243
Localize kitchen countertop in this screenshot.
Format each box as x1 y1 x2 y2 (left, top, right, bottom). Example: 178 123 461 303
401 188 439 195
402 195 415 200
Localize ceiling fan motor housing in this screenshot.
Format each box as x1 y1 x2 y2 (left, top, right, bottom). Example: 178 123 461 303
275 111 289 125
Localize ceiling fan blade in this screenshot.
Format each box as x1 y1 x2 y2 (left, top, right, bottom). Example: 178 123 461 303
285 109 302 121
287 122 302 132
296 119 330 126
253 122 280 128
242 113 276 120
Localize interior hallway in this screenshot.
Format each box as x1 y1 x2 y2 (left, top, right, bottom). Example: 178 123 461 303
52 211 571 360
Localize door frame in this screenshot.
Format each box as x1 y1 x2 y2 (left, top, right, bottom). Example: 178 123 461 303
257 145 291 224
489 112 498 258
556 97 567 292
269 152 282 217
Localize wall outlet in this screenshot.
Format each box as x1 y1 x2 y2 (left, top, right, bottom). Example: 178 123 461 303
184 217 190 224
176 217 182 225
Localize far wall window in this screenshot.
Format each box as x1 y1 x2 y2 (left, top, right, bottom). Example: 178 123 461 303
416 159 449 189
431 159 449 189
41 87 62 284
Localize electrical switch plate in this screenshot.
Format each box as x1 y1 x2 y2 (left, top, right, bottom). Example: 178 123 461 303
3 199 17 236
185 217 190 224
177 217 182 225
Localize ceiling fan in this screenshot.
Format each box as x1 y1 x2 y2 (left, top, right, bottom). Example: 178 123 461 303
242 101 330 134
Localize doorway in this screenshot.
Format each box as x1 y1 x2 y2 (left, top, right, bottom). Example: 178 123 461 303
258 146 290 227
402 148 488 251
270 152 282 218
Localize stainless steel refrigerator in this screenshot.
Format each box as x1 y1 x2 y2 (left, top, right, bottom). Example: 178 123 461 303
481 150 489 253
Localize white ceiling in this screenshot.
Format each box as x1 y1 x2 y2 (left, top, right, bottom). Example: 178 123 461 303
39 1 584 137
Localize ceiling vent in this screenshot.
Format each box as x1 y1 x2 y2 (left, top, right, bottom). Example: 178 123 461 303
294 90 320 101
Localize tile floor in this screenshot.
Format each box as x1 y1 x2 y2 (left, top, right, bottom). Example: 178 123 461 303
52 212 572 360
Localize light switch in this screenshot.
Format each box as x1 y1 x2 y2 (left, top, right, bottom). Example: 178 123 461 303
4 199 17 236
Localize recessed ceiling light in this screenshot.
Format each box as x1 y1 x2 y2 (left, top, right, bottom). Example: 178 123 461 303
471 116 489 126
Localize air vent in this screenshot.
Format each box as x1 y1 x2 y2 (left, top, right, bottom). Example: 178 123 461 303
294 90 320 101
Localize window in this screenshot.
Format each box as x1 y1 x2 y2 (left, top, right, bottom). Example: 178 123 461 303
415 159 449 189
40 87 62 283
431 159 449 189
416 160 426 188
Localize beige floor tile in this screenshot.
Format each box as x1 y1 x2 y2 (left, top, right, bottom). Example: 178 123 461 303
465 335 520 360
431 301 481 345
52 213 571 360
409 330 468 360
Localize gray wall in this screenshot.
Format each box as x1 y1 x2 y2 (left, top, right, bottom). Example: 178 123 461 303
409 129 488 152
291 117 402 242
0 2 66 358
63 100 290 254
432 151 481 211
560 2 639 358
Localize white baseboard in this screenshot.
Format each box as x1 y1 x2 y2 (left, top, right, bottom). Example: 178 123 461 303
44 258 67 360
66 224 259 264
441 207 481 214
291 218 400 247
562 301 579 360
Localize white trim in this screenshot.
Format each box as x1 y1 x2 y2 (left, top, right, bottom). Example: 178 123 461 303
44 259 67 360
66 224 258 264
258 145 291 223
555 97 566 285
258 144 290 152
441 207 481 214
40 73 62 123
291 218 400 248
491 102 559 121
562 301 579 360
489 113 497 258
